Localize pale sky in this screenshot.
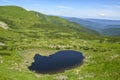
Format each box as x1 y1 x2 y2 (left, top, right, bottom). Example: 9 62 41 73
0 0 120 20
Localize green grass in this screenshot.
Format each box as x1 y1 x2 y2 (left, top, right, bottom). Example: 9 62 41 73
0 5 120 80
0 40 119 80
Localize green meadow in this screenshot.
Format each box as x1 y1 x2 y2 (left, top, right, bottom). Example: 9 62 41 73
0 6 120 80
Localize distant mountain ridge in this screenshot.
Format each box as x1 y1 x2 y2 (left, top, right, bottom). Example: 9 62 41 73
63 17 120 36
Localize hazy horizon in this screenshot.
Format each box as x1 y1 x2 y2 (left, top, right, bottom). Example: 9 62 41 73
0 0 120 20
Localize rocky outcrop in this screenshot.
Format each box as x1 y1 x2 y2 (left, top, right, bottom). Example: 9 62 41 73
0 21 9 29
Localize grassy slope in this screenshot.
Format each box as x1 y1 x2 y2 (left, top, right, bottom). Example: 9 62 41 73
0 6 120 80
102 28 120 36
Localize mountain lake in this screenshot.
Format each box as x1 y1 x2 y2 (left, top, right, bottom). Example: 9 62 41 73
28 50 85 74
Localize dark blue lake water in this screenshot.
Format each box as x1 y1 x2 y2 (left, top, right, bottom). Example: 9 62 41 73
28 50 84 73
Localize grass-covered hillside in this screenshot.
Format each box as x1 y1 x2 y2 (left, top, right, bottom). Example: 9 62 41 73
0 5 102 54
102 28 120 36
0 6 120 80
